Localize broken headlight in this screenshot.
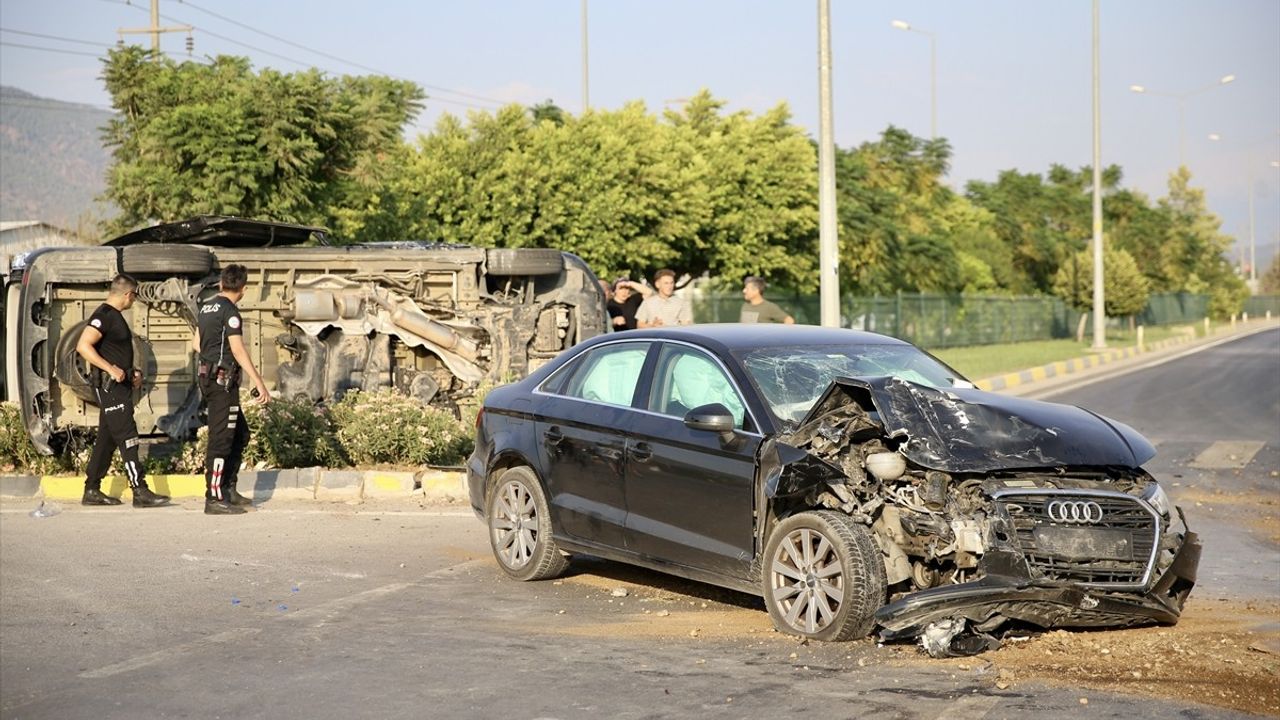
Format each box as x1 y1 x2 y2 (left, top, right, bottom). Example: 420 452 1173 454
1141 482 1172 519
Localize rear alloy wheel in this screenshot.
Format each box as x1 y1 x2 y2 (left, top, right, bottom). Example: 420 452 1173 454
763 511 886 642
487 466 569 581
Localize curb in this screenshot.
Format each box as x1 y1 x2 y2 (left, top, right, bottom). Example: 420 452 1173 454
1 468 468 503
974 321 1276 392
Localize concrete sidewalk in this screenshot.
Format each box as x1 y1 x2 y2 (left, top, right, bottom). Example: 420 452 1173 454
0 466 469 504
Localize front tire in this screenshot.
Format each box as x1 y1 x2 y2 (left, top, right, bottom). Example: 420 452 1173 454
763 511 886 641
486 466 569 581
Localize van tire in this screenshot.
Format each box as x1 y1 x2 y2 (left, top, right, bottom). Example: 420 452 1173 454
121 245 214 277
486 248 563 276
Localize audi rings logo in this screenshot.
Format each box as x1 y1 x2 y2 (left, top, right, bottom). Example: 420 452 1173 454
1047 500 1104 524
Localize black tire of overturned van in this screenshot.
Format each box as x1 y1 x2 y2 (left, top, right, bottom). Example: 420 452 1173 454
485 248 564 276
121 245 214 277
54 320 151 405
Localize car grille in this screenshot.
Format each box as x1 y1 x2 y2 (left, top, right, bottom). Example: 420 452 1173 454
995 492 1159 589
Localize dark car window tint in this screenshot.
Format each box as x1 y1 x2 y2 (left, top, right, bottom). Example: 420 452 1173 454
648 345 747 429
561 343 649 407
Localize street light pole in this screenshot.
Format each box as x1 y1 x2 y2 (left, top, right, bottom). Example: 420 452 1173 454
817 0 840 327
890 20 937 139
581 0 589 112
1091 0 1106 350
1129 74 1235 167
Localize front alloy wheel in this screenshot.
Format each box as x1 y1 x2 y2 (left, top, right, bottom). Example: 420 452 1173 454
487 466 568 581
764 511 886 642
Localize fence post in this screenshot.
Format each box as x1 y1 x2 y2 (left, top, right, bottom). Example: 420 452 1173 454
895 291 902 339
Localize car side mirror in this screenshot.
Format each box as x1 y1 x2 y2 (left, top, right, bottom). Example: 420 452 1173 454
684 403 737 444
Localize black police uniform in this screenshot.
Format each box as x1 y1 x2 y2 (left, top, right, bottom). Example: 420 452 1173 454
83 303 162 504
197 295 250 504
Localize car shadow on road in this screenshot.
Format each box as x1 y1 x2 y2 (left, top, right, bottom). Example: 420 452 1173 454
561 555 765 611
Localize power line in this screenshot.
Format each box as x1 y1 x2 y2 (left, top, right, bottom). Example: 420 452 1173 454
103 0 497 111
0 41 102 58
0 27 110 48
175 0 507 107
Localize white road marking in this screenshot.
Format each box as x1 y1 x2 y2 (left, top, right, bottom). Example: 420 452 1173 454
79 628 261 679
1190 440 1266 469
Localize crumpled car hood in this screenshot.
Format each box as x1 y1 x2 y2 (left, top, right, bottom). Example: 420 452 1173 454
798 376 1156 473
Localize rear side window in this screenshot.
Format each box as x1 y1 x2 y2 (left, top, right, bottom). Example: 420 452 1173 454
560 342 650 407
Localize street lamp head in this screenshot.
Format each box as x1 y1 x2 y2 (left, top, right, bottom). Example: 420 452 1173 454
1220 74 1236 85
891 19 911 30
1129 84 1146 93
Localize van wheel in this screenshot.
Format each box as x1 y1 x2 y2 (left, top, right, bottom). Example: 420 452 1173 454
486 248 564 276
53 321 151 405
486 466 569 581
121 245 213 277
763 511 886 641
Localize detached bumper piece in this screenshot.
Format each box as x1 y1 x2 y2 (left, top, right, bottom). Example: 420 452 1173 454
876 532 1202 657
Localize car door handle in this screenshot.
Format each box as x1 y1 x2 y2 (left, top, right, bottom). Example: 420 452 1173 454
629 442 652 463
543 428 564 447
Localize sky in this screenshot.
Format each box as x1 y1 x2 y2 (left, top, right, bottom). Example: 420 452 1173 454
2 0 1278 272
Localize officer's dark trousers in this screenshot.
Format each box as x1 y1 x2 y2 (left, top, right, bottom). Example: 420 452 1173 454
85 382 144 491
201 378 249 501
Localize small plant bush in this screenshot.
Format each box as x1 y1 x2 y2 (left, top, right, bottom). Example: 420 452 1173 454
241 394 345 469
329 390 471 467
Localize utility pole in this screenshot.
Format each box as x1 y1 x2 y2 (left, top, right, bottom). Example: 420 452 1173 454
117 0 191 55
581 0 589 112
817 0 840 327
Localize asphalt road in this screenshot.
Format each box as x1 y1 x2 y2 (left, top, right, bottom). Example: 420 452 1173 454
1 331 1276 720
1044 327 1280 601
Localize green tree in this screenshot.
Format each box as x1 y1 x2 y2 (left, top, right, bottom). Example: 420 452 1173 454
1052 242 1150 317
1261 253 1280 295
100 46 423 239
1157 168 1248 317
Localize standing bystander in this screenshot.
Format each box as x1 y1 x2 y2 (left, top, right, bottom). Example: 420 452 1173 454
635 269 692 328
739 276 795 324
607 277 652 330
76 274 171 507
194 265 272 515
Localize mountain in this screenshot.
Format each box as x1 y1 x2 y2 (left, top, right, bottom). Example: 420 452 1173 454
0 86 116 231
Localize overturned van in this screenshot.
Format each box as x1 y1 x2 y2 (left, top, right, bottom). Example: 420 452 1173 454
3 216 607 454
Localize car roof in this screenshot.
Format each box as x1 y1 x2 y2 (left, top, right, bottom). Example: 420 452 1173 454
601 324 910 352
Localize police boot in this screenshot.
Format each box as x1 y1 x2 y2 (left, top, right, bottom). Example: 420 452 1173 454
132 484 171 508
225 480 253 507
204 498 247 515
82 488 123 506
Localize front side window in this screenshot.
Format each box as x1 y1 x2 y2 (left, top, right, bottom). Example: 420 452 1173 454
648 345 747 429
560 342 650 407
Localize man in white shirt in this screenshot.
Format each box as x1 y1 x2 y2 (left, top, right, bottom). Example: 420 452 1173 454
636 268 693 327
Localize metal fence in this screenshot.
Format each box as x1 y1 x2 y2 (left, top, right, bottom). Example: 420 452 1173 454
1244 295 1280 318
692 291 1273 349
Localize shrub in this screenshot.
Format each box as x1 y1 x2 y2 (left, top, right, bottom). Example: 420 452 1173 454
241 393 345 469
328 390 471 467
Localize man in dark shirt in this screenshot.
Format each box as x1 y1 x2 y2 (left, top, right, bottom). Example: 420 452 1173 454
739 276 795 324
194 264 271 515
607 278 650 331
76 274 170 507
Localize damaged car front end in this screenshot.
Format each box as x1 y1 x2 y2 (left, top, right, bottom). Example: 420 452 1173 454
762 374 1201 656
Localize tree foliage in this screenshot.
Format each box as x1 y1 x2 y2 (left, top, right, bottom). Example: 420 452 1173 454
1052 243 1150 317
97 50 1247 312
100 46 423 237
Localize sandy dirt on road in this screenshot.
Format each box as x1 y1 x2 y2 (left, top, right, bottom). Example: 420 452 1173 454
548 569 1280 717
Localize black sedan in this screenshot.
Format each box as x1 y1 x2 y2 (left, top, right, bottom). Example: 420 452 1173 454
466 325 1201 654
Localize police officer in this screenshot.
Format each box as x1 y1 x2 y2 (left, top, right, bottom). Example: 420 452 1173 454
77 274 170 507
194 264 271 515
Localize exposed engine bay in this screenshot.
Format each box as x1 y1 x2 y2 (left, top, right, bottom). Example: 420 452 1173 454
760 377 1201 656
